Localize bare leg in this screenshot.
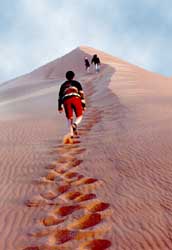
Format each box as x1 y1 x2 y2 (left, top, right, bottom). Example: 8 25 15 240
75 115 83 126
95 64 98 72
72 115 83 136
67 118 73 137
95 64 100 73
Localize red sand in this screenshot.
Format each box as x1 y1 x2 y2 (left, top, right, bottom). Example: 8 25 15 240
0 46 172 250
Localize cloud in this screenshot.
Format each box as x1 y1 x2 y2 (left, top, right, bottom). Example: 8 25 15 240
0 0 172 83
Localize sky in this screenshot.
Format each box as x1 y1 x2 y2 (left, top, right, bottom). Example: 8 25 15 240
0 0 172 83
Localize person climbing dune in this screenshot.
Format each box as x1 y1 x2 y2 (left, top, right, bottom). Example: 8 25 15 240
58 71 86 138
91 54 101 73
84 57 90 73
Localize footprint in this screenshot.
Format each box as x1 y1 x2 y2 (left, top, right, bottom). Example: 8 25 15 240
63 191 82 200
45 163 57 170
55 168 66 174
45 170 58 181
54 229 77 244
57 146 85 155
32 177 55 185
79 239 111 250
41 191 58 200
25 196 48 207
56 183 71 194
86 202 110 213
46 158 65 168
72 178 98 186
69 213 101 230
72 138 81 144
70 148 86 155
57 144 79 151
28 227 52 238
53 204 82 217
42 216 65 226
75 224 111 240
83 178 98 184
57 156 75 164
62 172 84 183
68 159 83 168
64 172 79 179
75 193 97 202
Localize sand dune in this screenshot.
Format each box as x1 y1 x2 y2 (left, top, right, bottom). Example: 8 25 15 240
0 46 172 250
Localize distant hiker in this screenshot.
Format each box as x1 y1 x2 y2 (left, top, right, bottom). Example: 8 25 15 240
91 54 101 73
58 71 86 138
84 57 90 72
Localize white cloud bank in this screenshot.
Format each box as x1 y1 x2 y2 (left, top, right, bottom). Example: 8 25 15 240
0 0 172 83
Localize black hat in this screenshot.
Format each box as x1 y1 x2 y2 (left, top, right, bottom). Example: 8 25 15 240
66 71 75 80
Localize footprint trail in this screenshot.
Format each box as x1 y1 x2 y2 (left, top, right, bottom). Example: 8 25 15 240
22 77 112 250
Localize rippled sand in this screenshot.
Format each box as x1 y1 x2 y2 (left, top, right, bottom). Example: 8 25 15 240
0 46 172 250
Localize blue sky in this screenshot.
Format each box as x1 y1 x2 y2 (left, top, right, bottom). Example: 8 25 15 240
0 0 172 83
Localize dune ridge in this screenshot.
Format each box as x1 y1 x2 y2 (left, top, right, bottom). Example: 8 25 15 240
0 46 172 249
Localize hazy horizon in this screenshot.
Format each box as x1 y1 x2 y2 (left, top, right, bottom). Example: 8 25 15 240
0 0 172 84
